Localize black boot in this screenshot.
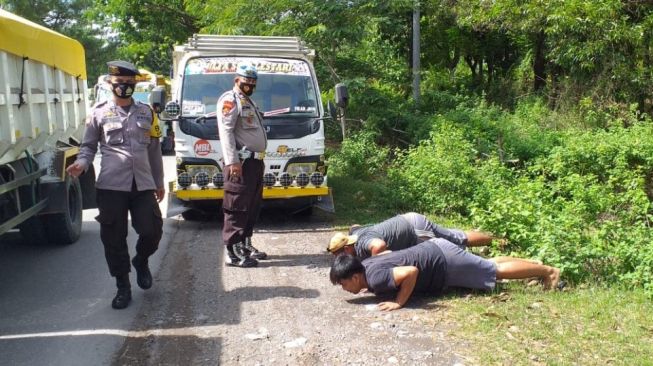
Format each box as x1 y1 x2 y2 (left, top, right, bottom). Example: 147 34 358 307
131 255 152 290
112 275 132 309
243 237 267 260
225 243 258 267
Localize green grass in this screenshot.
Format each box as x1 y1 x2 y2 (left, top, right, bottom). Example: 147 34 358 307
329 175 653 364
328 175 476 231
328 175 404 228
440 284 653 365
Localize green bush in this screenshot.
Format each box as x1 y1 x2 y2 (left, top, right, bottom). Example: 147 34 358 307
328 130 390 181
470 123 653 291
335 94 653 296
388 122 478 217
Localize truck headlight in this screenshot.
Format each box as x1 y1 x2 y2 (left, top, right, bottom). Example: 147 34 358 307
195 171 210 188
296 172 309 187
178 172 192 188
286 163 317 176
212 173 224 188
310 172 324 187
263 173 276 187
279 172 292 187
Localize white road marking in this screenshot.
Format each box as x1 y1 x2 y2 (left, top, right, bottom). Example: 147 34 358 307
0 325 225 340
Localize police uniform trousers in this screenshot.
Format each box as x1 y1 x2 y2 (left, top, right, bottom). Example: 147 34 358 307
222 158 264 245
95 180 163 277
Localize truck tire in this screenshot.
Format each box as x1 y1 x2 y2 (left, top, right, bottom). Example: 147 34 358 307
18 216 48 245
181 203 222 221
181 208 209 221
42 175 83 244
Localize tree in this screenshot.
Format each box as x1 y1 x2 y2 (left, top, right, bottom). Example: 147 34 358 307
89 0 200 75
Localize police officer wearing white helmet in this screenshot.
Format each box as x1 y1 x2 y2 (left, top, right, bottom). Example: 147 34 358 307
67 60 165 309
217 62 268 267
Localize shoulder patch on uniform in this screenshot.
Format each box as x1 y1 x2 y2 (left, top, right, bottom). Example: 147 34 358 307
222 100 235 116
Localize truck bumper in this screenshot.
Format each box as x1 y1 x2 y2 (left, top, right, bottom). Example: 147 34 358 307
166 182 334 217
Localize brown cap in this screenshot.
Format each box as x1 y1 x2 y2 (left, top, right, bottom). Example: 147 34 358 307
327 232 358 253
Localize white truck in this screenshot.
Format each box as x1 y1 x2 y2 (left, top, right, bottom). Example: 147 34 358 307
160 35 347 219
0 9 95 243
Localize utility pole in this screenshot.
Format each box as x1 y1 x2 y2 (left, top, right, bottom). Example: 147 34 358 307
412 0 421 104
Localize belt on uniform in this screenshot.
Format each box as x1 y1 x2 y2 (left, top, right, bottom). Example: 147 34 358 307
239 149 266 160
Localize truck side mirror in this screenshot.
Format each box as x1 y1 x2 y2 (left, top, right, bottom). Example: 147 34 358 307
327 101 338 119
335 83 348 108
164 101 181 119
150 86 167 113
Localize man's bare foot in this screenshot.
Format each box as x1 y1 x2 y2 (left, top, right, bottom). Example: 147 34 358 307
542 267 561 290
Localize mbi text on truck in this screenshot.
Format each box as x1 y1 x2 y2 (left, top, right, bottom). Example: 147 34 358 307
161 35 347 219
0 9 95 243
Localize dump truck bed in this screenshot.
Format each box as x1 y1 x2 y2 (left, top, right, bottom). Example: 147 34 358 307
0 8 89 165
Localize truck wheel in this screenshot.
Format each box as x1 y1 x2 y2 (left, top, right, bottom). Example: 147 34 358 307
42 175 83 244
181 209 208 221
18 216 48 245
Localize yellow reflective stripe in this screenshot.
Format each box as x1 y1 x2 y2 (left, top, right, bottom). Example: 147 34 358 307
0 9 87 79
173 185 329 201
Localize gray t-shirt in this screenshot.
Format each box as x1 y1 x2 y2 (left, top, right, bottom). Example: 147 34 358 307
362 242 447 296
353 215 418 259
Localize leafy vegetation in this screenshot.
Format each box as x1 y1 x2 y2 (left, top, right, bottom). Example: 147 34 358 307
3 0 652 293
333 99 653 295
442 284 653 365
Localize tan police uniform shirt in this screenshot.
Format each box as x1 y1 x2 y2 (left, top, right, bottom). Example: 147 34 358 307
217 86 267 166
76 99 164 191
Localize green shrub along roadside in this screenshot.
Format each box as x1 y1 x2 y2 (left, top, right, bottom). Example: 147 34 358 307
327 98 653 297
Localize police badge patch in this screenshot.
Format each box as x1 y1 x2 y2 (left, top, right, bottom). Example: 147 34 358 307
222 100 235 115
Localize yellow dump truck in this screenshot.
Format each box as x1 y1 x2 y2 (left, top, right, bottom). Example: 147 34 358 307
0 9 96 243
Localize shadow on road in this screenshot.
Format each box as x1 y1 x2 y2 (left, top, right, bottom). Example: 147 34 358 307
255 253 332 269
225 286 319 302
345 292 448 312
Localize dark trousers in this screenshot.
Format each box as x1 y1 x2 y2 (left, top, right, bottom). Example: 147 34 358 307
222 158 264 245
95 182 163 277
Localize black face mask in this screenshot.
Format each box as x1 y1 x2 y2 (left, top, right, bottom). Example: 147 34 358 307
238 82 256 96
111 82 135 99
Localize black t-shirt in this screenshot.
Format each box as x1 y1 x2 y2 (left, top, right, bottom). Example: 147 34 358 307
353 215 418 259
362 241 447 296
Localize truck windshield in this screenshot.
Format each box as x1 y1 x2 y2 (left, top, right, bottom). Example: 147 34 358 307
181 57 319 118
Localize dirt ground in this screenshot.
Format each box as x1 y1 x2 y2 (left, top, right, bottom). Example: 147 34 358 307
113 211 469 365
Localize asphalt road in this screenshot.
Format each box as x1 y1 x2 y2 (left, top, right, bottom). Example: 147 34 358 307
0 155 463 365
0 155 177 366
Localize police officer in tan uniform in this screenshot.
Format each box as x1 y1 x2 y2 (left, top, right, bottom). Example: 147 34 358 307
217 63 268 268
67 60 165 309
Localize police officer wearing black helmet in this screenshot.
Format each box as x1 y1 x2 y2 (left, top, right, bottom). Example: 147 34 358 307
67 60 165 309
